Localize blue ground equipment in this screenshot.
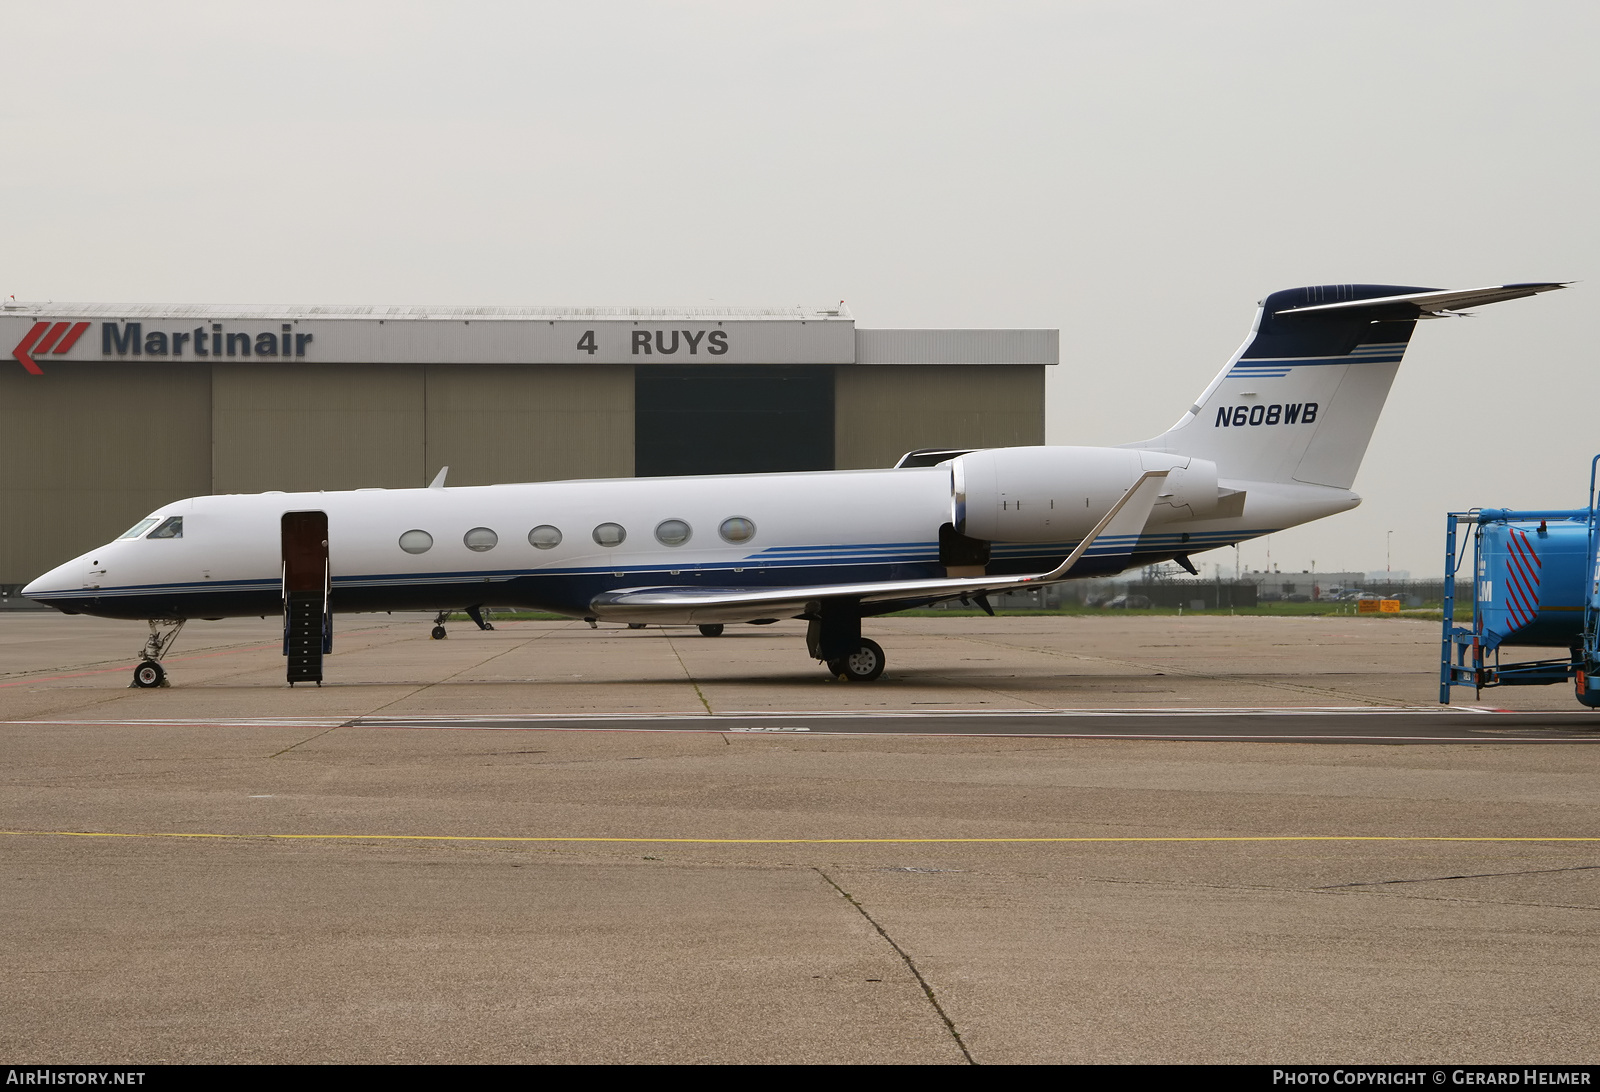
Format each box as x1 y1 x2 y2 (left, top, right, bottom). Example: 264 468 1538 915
1440 457 1600 707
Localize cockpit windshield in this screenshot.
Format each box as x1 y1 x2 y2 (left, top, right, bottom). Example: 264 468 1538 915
147 516 184 539
117 518 160 540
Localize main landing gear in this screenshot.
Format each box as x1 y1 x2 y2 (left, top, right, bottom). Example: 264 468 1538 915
431 606 496 640
131 619 185 688
828 638 885 682
806 604 886 682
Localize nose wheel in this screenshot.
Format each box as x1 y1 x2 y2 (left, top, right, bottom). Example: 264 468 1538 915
132 661 166 688
129 619 184 688
827 638 885 682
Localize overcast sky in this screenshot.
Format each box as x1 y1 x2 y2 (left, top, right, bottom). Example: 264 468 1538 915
3 1 1594 577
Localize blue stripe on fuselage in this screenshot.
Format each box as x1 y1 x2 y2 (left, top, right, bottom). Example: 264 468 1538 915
35 530 1279 619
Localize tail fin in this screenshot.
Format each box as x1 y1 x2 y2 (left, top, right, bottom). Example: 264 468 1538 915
1131 282 1564 488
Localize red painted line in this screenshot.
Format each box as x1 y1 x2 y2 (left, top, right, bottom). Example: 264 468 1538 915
32 321 70 355
12 321 48 375
1515 528 1543 570
53 321 90 354
1506 534 1539 589
1505 565 1534 605
1502 568 1531 625
0 642 282 688
1503 542 1539 625
0 666 156 687
1507 533 1542 591
1504 573 1534 625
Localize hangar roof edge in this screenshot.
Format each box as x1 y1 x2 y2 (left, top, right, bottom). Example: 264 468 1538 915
0 302 854 322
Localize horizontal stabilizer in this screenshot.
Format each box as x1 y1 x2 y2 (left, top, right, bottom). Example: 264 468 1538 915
1275 282 1566 319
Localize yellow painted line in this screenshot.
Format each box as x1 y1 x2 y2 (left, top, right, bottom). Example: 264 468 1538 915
4 830 1600 845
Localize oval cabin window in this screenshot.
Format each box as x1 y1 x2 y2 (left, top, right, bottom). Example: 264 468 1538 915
399 530 434 554
592 523 627 548
528 525 562 550
655 519 692 547
464 527 498 552
718 517 756 544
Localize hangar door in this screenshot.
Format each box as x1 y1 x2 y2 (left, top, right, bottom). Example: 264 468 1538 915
634 365 834 477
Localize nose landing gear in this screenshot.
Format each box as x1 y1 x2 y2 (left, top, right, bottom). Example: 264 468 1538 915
130 619 184 688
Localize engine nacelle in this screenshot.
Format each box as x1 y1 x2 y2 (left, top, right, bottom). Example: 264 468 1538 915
952 446 1220 542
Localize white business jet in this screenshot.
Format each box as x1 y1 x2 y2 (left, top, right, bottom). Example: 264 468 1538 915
24 282 1563 687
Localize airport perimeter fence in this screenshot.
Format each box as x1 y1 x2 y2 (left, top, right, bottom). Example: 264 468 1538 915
993 578 1472 611
962 580 1267 610
1351 579 1465 607
1117 578 1470 609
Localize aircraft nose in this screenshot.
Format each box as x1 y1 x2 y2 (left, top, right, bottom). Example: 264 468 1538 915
22 559 82 604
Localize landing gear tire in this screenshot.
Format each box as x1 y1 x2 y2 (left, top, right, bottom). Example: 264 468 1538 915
431 625 447 640
129 620 183 688
828 638 885 682
698 623 725 637
628 623 647 630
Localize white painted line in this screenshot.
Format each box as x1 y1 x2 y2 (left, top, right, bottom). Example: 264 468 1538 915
356 706 1497 721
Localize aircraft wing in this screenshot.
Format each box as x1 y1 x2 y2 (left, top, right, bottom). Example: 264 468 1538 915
588 471 1169 624
1274 282 1566 318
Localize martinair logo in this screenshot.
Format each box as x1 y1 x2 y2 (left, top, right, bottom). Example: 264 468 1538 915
12 321 90 375
13 320 314 374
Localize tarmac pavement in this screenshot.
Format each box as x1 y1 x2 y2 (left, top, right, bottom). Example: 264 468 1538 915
3 612 1598 1063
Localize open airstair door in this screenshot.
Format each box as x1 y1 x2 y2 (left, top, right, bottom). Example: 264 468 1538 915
281 511 331 686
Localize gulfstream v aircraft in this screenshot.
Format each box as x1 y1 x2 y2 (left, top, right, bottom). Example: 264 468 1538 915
24 282 1563 687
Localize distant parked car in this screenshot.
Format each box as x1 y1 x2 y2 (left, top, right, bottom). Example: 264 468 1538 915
1103 594 1152 609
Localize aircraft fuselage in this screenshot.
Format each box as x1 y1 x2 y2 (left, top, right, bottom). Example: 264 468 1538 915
23 461 1343 623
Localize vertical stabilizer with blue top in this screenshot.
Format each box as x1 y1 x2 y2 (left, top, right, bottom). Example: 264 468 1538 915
1133 283 1566 489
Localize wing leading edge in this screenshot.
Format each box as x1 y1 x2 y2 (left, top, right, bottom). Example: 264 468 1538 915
588 471 1170 624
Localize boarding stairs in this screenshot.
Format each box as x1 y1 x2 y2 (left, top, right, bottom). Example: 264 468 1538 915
281 511 332 687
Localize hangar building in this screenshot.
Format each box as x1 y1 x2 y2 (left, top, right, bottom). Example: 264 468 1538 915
0 302 1056 590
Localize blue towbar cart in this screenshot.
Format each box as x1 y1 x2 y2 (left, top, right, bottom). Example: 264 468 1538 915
1440 456 1600 707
